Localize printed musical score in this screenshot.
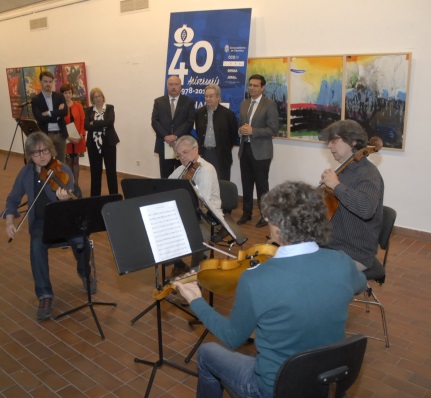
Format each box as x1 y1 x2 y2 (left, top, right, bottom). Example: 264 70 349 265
140 200 191 263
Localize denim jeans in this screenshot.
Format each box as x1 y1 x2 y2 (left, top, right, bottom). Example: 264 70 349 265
30 219 90 299
197 343 272 398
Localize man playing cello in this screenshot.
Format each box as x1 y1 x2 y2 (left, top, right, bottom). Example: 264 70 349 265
320 120 384 271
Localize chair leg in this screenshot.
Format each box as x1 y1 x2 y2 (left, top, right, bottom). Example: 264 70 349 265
352 286 390 347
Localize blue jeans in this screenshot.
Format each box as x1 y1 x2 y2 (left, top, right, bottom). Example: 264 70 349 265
30 219 90 299
197 343 272 398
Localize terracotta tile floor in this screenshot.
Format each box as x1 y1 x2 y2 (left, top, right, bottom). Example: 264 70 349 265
1 151 431 397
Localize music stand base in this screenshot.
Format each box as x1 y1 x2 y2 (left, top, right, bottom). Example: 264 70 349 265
134 357 198 398
134 298 198 397
55 301 117 339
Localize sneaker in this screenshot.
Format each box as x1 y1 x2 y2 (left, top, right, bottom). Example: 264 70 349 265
80 275 97 295
37 298 52 321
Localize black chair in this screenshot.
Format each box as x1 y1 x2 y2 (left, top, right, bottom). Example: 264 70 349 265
273 335 367 398
219 179 239 212
350 206 397 348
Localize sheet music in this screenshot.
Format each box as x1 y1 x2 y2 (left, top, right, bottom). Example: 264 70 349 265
140 200 191 263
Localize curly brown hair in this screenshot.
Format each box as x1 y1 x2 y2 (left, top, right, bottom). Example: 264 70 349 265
321 120 368 152
261 181 331 245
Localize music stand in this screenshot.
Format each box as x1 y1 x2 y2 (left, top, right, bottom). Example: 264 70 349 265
43 194 122 339
102 189 203 397
3 116 40 170
121 178 203 323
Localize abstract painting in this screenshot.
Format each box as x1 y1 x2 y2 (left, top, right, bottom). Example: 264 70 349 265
289 56 343 141
345 53 411 149
6 62 88 120
247 57 288 137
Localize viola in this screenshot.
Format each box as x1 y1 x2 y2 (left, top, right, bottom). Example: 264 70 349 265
320 136 383 220
152 244 277 300
40 159 78 199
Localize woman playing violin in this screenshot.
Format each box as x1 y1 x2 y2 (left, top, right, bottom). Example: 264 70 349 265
320 120 384 271
175 181 367 398
3 132 94 321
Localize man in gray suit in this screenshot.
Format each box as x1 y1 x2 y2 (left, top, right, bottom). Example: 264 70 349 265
237 74 279 228
151 76 195 178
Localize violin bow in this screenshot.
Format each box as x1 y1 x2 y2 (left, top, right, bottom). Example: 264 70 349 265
8 169 54 243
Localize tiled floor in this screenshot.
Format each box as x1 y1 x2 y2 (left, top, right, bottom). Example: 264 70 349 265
1 151 431 398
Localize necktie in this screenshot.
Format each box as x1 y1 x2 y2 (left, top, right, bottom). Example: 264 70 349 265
170 98 175 118
247 100 256 124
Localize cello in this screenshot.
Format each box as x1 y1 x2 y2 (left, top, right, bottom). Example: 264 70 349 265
152 243 277 300
320 136 383 220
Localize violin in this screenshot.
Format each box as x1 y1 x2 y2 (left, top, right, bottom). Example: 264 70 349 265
40 159 78 199
179 160 201 180
7 160 78 243
152 244 277 300
320 136 383 220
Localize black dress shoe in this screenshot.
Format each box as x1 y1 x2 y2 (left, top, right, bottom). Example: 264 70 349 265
256 217 268 228
169 261 190 278
237 214 252 225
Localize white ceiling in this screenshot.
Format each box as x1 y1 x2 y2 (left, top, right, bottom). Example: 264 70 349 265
0 0 50 14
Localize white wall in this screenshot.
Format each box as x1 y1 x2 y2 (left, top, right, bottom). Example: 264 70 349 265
1 0 430 232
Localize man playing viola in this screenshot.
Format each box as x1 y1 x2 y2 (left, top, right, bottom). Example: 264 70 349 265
3 132 94 321
320 120 384 271
175 181 367 398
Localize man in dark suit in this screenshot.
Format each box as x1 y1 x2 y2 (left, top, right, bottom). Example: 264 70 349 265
31 71 68 162
237 74 279 228
151 75 195 178
195 84 238 181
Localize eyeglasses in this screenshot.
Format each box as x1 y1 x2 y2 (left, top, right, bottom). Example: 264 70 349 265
31 147 50 157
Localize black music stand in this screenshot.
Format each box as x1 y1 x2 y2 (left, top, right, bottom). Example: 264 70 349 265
4 116 40 170
43 194 122 339
121 178 202 323
102 190 204 397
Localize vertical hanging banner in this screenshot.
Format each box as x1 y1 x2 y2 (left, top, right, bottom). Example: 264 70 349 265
166 8 252 118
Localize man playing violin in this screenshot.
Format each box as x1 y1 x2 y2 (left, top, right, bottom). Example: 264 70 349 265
175 181 367 398
3 132 94 321
320 120 384 271
168 135 222 276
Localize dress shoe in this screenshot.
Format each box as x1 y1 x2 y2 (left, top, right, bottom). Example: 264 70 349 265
169 260 190 278
255 217 268 228
212 228 230 243
237 214 252 225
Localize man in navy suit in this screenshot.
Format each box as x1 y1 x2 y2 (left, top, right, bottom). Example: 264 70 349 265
237 74 279 228
31 71 68 162
151 76 195 178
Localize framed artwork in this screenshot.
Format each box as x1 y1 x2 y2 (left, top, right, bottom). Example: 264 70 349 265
247 57 288 137
345 53 411 150
248 52 411 149
6 62 89 120
289 55 343 141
